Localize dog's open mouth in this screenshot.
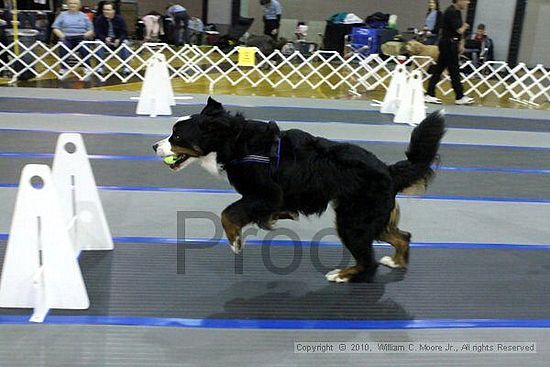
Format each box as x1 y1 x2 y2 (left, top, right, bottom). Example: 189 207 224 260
164 154 190 171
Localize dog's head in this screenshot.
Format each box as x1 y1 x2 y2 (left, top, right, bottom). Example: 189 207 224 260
153 97 233 172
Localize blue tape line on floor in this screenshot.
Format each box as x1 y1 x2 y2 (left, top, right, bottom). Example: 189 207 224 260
1 182 549 203
111 238 550 250
2 151 550 174
0 127 163 137
1 233 549 249
1 315 550 329
436 166 550 175
0 152 159 161
2 128 550 151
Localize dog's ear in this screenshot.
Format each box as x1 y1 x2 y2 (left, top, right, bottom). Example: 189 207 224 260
201 97 225 116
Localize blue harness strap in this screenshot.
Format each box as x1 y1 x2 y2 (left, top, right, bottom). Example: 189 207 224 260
229 136 282 172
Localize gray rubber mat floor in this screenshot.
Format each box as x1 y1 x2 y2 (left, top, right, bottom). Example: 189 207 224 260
2 243 550 320
0 88 549 367
1 131 549 200
1 325 548 367
1 95 550 131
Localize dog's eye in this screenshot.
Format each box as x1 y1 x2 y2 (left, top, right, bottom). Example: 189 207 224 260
173 135 181 141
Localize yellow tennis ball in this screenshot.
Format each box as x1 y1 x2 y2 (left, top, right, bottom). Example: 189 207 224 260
163 156 178 165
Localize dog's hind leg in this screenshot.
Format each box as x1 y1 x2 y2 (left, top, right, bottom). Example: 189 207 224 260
325 226 379 283
326 197 391 283
378 229 411 269
377 202 411 269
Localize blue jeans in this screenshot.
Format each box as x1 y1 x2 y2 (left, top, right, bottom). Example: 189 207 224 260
173 11 190 45
59 36 90 67
95 40 130 68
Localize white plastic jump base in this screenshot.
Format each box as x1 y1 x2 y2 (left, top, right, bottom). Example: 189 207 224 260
0 133 113 322
380 64 408 115
136 52 176 117
394 70 426 126
52 133 113 252
0 165 89 323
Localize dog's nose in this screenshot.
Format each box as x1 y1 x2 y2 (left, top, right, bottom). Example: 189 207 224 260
152 143 159 152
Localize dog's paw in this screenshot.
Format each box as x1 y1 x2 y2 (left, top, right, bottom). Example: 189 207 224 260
379 256 402 269
229 234 244 254
325 269 350 283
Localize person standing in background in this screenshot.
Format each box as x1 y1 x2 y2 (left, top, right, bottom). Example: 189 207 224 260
167 3 190 46
424 0 441 45
260 0 282 40
425 0 474 105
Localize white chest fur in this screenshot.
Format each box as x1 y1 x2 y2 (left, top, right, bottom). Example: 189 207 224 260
199 152 224 177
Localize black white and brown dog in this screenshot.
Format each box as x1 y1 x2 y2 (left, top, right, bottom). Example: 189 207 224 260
153 97 445 282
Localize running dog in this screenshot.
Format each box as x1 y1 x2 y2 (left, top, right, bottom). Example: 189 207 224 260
153 98 445 282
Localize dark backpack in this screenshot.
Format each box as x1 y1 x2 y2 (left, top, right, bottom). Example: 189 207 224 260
365 12 389 28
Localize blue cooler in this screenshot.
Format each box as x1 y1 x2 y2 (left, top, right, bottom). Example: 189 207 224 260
350 27 398 56
350 27 378 56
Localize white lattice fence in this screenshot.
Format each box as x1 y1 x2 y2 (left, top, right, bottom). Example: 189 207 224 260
0 41 548 105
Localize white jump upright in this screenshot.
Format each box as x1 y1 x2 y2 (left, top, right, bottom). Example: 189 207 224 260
380 64 409 115
0 133 113 322
394 70 426 126
52 133 113 253
136 52 176 117
0 165 89 323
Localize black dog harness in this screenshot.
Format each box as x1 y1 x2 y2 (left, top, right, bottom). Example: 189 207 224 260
228 136 282 172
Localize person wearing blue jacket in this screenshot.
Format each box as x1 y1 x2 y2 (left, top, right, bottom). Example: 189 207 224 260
94 1 130 76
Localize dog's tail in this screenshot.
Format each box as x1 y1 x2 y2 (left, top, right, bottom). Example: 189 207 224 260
389 110 446 194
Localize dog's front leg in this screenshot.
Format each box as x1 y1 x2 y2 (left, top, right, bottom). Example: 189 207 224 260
222 209 245 254
220 198 261 254
221 196 281 254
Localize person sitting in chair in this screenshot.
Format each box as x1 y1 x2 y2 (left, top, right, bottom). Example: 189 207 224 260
94 1 131 76
51 0 94 77
464 23 494 66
